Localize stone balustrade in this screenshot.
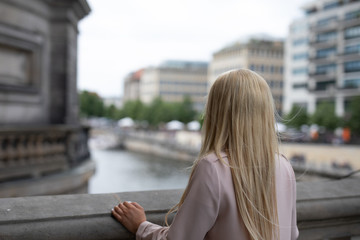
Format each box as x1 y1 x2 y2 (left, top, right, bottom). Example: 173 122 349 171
0 125 90 182
0 178 359 240
0 125 94 198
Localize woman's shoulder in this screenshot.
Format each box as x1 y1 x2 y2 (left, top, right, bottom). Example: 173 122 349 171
277 154 296 180
200 151 228 164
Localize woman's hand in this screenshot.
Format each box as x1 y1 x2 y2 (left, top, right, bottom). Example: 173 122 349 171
112 201 146 234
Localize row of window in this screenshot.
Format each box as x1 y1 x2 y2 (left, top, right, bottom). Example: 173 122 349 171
344 78 360 88
249 64 283 74
159 91 207 97
293 24 360 46
292 68 308 75
248 49 283 58
316 64 336 74
292 61 360 75
293 52 308 60
159 80 207 87
293 82 308 89
267 80 283 89
292 38 308 46
291 79 360 90
317 47 337 58
306 0 360 15
292 43 360 61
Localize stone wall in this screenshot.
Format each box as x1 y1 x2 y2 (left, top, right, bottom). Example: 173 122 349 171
0 178 359 240
0 0 90 125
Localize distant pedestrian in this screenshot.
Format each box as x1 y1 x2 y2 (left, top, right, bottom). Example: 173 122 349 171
112 69 298 240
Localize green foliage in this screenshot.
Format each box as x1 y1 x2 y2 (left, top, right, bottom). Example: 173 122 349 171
176 95 197 123
310 102 339 130
104 104 119 120
347 96 360 134
119 100 146 120
284 105 309 129
79 90 198 127
79 91 105 117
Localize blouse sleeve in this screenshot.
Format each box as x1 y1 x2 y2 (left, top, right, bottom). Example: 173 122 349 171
291 174 299 240
136 158 220 240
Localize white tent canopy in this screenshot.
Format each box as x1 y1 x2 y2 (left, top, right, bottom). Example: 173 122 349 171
166 120 184 131
118 117 134 128
187 121 201 131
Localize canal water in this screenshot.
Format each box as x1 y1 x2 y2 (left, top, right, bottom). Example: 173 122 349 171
89 149 193 194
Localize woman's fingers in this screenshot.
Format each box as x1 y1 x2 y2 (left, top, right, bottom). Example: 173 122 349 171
118 203 128 213
112 208 123 221
131 202 143 209
114 206 124 215
123 201 134 209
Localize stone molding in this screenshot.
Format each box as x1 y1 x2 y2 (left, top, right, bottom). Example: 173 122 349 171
0 178 359 240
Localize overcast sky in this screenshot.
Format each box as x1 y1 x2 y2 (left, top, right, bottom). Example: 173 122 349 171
78 0 311 98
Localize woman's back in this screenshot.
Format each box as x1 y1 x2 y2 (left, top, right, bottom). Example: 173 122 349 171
197 152 298 240
136 152 298 240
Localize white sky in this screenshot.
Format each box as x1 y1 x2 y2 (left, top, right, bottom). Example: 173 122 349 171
78 0 312 98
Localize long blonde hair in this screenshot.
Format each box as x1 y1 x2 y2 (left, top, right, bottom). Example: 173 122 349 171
166 69 279 240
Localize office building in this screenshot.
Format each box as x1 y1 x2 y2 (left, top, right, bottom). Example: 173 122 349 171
140 60 208 112
283 18 316 114
303 0 360 116
208 38 284 114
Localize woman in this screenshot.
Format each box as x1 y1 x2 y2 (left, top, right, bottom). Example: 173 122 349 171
112 69 299 240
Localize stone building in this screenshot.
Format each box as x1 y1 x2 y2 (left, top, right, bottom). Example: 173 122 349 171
0 0 94 197
208 39 284 114
123 68 143 102
140 60 208 112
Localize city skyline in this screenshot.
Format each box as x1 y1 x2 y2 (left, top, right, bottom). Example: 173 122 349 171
78 0 311 98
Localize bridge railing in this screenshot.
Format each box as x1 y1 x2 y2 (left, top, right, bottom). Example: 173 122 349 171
0 178 359 240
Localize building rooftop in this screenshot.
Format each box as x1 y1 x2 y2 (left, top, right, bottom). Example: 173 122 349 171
159 60 208 70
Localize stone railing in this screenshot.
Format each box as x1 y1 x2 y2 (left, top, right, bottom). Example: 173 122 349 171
0 125 90 182
0 178 359 240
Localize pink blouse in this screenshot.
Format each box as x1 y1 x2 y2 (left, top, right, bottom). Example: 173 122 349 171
136 152 299 240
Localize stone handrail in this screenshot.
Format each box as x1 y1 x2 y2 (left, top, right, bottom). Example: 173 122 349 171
0 178 359 240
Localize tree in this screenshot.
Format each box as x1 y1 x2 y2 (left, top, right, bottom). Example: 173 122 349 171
347 96 360 134
176 96 197 123
104 104 119 120
310 102 339 130
284 105 309 129
79 91 105 117
119 100 145 120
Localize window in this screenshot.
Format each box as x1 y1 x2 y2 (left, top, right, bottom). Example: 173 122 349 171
316 47 336 58
345 9 360 21
323 1 340 10
345 26 360 39
270 66 275 73
344 60 360 72
293 38 308 46
292 68 308 75
317 16 338 26
343 79 360 88
260 65 265 72
316 64 336 74
345 44 360 54
293 52 308 60
317 31 337 42
292 82 308 89
250 64 255 71
279 81 284 88
315 80 335 91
